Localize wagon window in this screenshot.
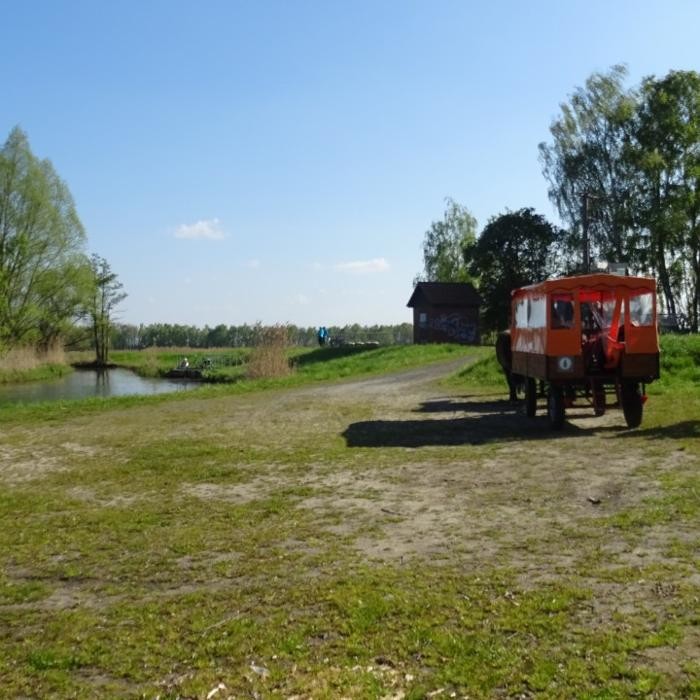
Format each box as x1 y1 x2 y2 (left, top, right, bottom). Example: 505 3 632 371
600 293 623 330
630 291 654 326
528 295 547 328
514 297 528 328
550 294 574 329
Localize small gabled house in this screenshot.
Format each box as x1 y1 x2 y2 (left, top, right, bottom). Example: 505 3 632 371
407 282 481 344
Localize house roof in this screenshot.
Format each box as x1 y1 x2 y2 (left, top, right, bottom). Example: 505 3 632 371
407 282 482 308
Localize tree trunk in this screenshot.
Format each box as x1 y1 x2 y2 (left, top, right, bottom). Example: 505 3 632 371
655 236 677 318
93 314 101 366
692 249 699 333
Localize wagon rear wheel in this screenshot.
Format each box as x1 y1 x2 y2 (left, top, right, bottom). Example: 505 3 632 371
547 386 565 430
621 381 643 428
525 377 537 417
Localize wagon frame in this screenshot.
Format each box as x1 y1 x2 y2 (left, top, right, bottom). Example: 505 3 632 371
510 273 660 429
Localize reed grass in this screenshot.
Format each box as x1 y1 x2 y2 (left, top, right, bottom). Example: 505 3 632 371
0 345 65 371
246 325 292 379
0 345 70 383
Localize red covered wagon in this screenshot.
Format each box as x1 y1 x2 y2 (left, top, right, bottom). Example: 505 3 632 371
510 273 660 429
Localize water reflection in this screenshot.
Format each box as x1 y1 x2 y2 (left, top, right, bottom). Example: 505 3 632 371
0 368 199 404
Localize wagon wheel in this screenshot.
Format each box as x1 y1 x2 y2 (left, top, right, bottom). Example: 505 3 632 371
525 377 537 417
547 385 565 430
621 381 643 428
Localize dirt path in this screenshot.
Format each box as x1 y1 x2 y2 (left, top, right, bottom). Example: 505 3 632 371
294 355 473 407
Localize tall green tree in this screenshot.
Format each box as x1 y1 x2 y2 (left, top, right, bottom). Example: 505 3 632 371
627 70 700 330
87 255 127 365
0 127 89 350
416 198 477 283
467 208 563 332
539 65 638 270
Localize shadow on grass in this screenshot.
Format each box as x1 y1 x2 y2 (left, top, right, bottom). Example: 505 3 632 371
291 346 376 368
614 420 700 440
415 397 516 414
342 396 699 447
343 397 580 447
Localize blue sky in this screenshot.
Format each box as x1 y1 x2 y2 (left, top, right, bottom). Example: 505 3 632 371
2 0 699 327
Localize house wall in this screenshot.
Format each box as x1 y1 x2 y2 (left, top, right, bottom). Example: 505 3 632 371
412 305 480 344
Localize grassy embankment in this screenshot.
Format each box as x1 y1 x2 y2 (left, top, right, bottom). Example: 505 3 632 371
107 344 479 384
0 338 698 697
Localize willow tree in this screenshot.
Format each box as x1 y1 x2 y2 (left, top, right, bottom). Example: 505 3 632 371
0 127 90 350
539 65 638 270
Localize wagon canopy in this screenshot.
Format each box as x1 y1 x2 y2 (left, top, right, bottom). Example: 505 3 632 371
511 273 656 297
510 272 659 362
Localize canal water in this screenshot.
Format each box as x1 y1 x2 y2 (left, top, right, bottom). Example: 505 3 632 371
0 368 199 404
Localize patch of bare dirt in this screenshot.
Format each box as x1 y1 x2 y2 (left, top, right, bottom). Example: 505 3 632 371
183 480 269 504
0 439 109 485
0 444 64 484
66 486 147 508
636 627 700 677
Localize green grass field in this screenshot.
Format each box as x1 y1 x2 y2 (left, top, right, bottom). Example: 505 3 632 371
0 338 698 698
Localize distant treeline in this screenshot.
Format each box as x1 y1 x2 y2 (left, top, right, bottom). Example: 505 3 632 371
110 322 415 349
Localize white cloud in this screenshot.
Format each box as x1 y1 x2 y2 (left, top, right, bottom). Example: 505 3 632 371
174 218 225 240
246 259 261 269
334 257 390 274
295 293 311 305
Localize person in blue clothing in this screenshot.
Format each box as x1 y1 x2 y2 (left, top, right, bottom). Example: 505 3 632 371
317 326 327 346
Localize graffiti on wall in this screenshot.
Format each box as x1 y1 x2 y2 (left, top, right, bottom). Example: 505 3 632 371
427 313 477 343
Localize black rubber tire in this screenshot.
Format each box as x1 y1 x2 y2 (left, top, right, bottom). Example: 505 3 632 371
547 385 565 430
621 381 643 428
525 377 537 417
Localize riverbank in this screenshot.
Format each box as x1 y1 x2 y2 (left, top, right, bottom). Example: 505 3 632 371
67 348 250 382
0 345 73 384
112 348 250 381
0 362 73 384
70 360 119 370
0 366 200 407
0 345 481 421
